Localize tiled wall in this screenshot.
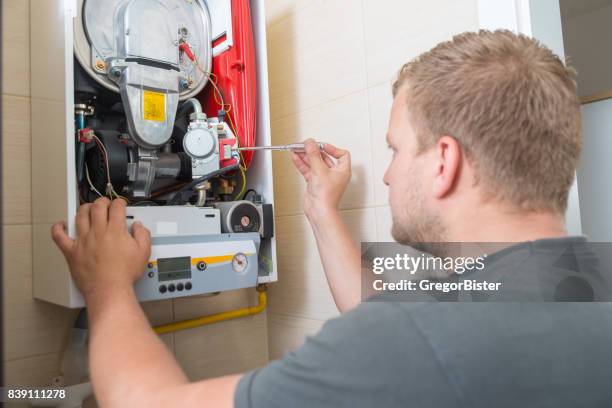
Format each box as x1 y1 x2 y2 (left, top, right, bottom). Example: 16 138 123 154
264 0 479 359
2 0 268 391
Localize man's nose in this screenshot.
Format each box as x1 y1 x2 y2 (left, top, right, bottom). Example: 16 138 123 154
383 168 390 186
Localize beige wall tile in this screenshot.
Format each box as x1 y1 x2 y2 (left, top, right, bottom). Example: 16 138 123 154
30 98 69 225
267 313 324 360
271 90 376 216
172 288 258 321
367 81 394 206
30 0 68 101
266 0 367 121
5 352 62 387
2 95 32 225
362 0 479 86
171 289 269 379
265 0 312 25
2 0 30 97
174 313 268 380
269 208 377 321
3 224 79 361
268 214 336 320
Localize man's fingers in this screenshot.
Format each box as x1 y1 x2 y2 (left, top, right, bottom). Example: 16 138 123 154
322 152 335 168
304 138 325 173
76 203 92 238
51 221 75 254
291 152 311 180
91 197 111 234
323 143 350 164
132 222 152 257
109 197 128 231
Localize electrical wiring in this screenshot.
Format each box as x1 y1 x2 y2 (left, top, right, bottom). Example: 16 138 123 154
90 134 128 203
85 165 104 198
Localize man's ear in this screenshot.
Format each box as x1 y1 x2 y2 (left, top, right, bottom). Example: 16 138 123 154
432 135 462 199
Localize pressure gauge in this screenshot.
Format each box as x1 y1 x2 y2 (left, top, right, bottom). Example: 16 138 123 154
232 253 248 273
183 128 215 159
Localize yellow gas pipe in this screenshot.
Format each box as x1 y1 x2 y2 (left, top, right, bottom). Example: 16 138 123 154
153 285 267 335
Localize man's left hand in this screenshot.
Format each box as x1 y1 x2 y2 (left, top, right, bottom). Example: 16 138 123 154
51 197 151 300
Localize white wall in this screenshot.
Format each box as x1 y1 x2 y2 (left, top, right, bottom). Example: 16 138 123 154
561 0 612 98
577 99 612 241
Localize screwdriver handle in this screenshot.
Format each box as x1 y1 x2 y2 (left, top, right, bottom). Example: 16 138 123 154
283 142 325 152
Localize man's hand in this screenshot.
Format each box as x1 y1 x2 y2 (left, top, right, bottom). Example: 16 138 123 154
291 138 351 219
291 139 360 312
51 197 151 300
50 198 239 407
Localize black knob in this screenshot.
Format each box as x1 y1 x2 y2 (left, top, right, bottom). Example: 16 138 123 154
147 262 154 269
197 261 207 271
148 271 154 278
159 285 167 294
177 283 184 291
168 284 175 292
185 282 192 290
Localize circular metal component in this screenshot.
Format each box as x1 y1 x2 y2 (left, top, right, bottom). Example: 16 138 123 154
240 215 251 228
196 261 207 271
183 127 216 159
232 253 248 273
73 0 212 100
228 202 260 233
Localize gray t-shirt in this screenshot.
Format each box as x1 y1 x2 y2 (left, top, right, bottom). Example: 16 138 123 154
235 237 612 407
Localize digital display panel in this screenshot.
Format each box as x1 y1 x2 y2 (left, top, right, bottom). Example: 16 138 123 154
157 256 192 281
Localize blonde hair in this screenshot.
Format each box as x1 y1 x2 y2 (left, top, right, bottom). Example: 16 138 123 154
393 30 581 213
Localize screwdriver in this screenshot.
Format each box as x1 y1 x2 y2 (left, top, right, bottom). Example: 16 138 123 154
232 142 325 153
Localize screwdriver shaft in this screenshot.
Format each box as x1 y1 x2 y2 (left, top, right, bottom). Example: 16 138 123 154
233 142 325 153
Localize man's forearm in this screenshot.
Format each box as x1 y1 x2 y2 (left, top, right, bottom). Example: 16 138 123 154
308 208 361 313
87 286 188 407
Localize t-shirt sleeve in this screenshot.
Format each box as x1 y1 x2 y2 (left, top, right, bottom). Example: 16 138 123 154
234 302 460 408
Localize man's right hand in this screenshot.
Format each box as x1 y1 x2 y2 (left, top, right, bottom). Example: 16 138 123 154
291 139 360 312
291 138 351 220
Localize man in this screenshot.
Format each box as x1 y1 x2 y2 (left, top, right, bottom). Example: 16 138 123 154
52 30 612 407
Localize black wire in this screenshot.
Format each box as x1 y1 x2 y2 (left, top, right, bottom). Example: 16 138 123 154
244 189 258 201
167 164 240 205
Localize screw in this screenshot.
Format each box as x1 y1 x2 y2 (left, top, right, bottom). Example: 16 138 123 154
110 67 121 78
95 60 105 70
179 79 190 90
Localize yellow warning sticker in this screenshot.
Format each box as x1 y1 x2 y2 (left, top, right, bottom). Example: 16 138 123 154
143 90 166 122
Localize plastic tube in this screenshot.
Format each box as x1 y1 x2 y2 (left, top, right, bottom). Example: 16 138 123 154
76 113 86 183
